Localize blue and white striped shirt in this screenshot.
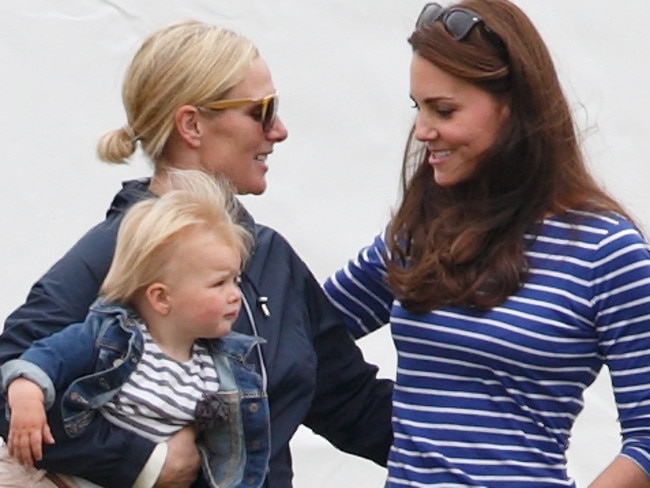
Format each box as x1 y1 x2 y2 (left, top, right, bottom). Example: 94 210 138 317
324 210 650 487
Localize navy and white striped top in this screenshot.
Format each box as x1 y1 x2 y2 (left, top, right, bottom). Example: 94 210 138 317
100 322 220 442
324 210 650 487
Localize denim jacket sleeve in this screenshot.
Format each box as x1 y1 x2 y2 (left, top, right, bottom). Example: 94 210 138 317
1 359 56 409
1 318 104 413
0 207 156 487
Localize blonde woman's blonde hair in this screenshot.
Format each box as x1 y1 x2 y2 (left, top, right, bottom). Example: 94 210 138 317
100 169 252 304
97 20 258 164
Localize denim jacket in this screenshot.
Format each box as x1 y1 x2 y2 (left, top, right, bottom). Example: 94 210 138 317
1 299 270 488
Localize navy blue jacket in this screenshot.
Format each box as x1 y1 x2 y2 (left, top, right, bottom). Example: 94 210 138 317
0 178 393 488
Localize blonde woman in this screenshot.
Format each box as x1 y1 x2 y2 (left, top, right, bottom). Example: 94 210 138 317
0 21 392 488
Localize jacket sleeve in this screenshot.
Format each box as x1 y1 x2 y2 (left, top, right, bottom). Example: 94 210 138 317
1 359 57 409
36 400 156 488
1 320 104 410
302 267 393 466
0 219 118 364
0 217 156 487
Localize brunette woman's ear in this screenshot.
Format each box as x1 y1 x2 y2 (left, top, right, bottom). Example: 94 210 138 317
145 282 171 315
174 105 203 149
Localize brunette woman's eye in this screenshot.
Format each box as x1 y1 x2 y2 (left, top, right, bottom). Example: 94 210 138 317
437 108 454 118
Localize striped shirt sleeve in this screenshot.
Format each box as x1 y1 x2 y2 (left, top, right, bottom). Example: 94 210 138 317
323 231 394 338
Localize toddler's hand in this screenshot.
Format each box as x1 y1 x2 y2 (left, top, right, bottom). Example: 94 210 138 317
7 377 55 466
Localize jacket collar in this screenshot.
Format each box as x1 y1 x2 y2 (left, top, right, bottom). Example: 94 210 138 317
90 297 263 361
209 332 266 362
88 297 140 328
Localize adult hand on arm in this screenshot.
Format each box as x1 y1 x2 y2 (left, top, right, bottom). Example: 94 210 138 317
153 426 201 488
7 377 55 467
589 456 650 488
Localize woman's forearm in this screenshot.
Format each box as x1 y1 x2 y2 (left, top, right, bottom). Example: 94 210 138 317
589 456 650 488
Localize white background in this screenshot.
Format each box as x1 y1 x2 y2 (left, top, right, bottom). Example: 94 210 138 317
1 1 649 486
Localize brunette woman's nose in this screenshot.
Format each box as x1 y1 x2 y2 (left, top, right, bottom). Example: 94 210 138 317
413 114 438 142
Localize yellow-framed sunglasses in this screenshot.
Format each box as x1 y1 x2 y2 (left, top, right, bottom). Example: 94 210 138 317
199 93 278 132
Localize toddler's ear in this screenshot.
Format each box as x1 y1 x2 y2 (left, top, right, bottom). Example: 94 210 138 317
145 282 171 315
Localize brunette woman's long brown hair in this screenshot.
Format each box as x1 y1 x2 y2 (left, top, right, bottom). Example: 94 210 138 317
386 0 631 314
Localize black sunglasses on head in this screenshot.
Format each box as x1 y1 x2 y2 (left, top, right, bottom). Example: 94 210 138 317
416 2 497 42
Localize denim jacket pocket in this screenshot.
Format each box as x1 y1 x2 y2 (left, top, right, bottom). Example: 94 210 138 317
198 391 244 488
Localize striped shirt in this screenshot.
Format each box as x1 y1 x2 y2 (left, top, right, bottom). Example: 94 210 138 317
100 321 220 442
324 210 650 487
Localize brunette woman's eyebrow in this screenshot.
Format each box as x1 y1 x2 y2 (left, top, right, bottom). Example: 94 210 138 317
411 93 454 103
422 96 455 108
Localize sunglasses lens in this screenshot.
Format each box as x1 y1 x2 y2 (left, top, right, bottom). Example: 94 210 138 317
263 96 278 132
445 10 477 40
416 3 443 29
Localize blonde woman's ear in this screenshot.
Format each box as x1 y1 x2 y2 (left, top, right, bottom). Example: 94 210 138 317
174 105 203 148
